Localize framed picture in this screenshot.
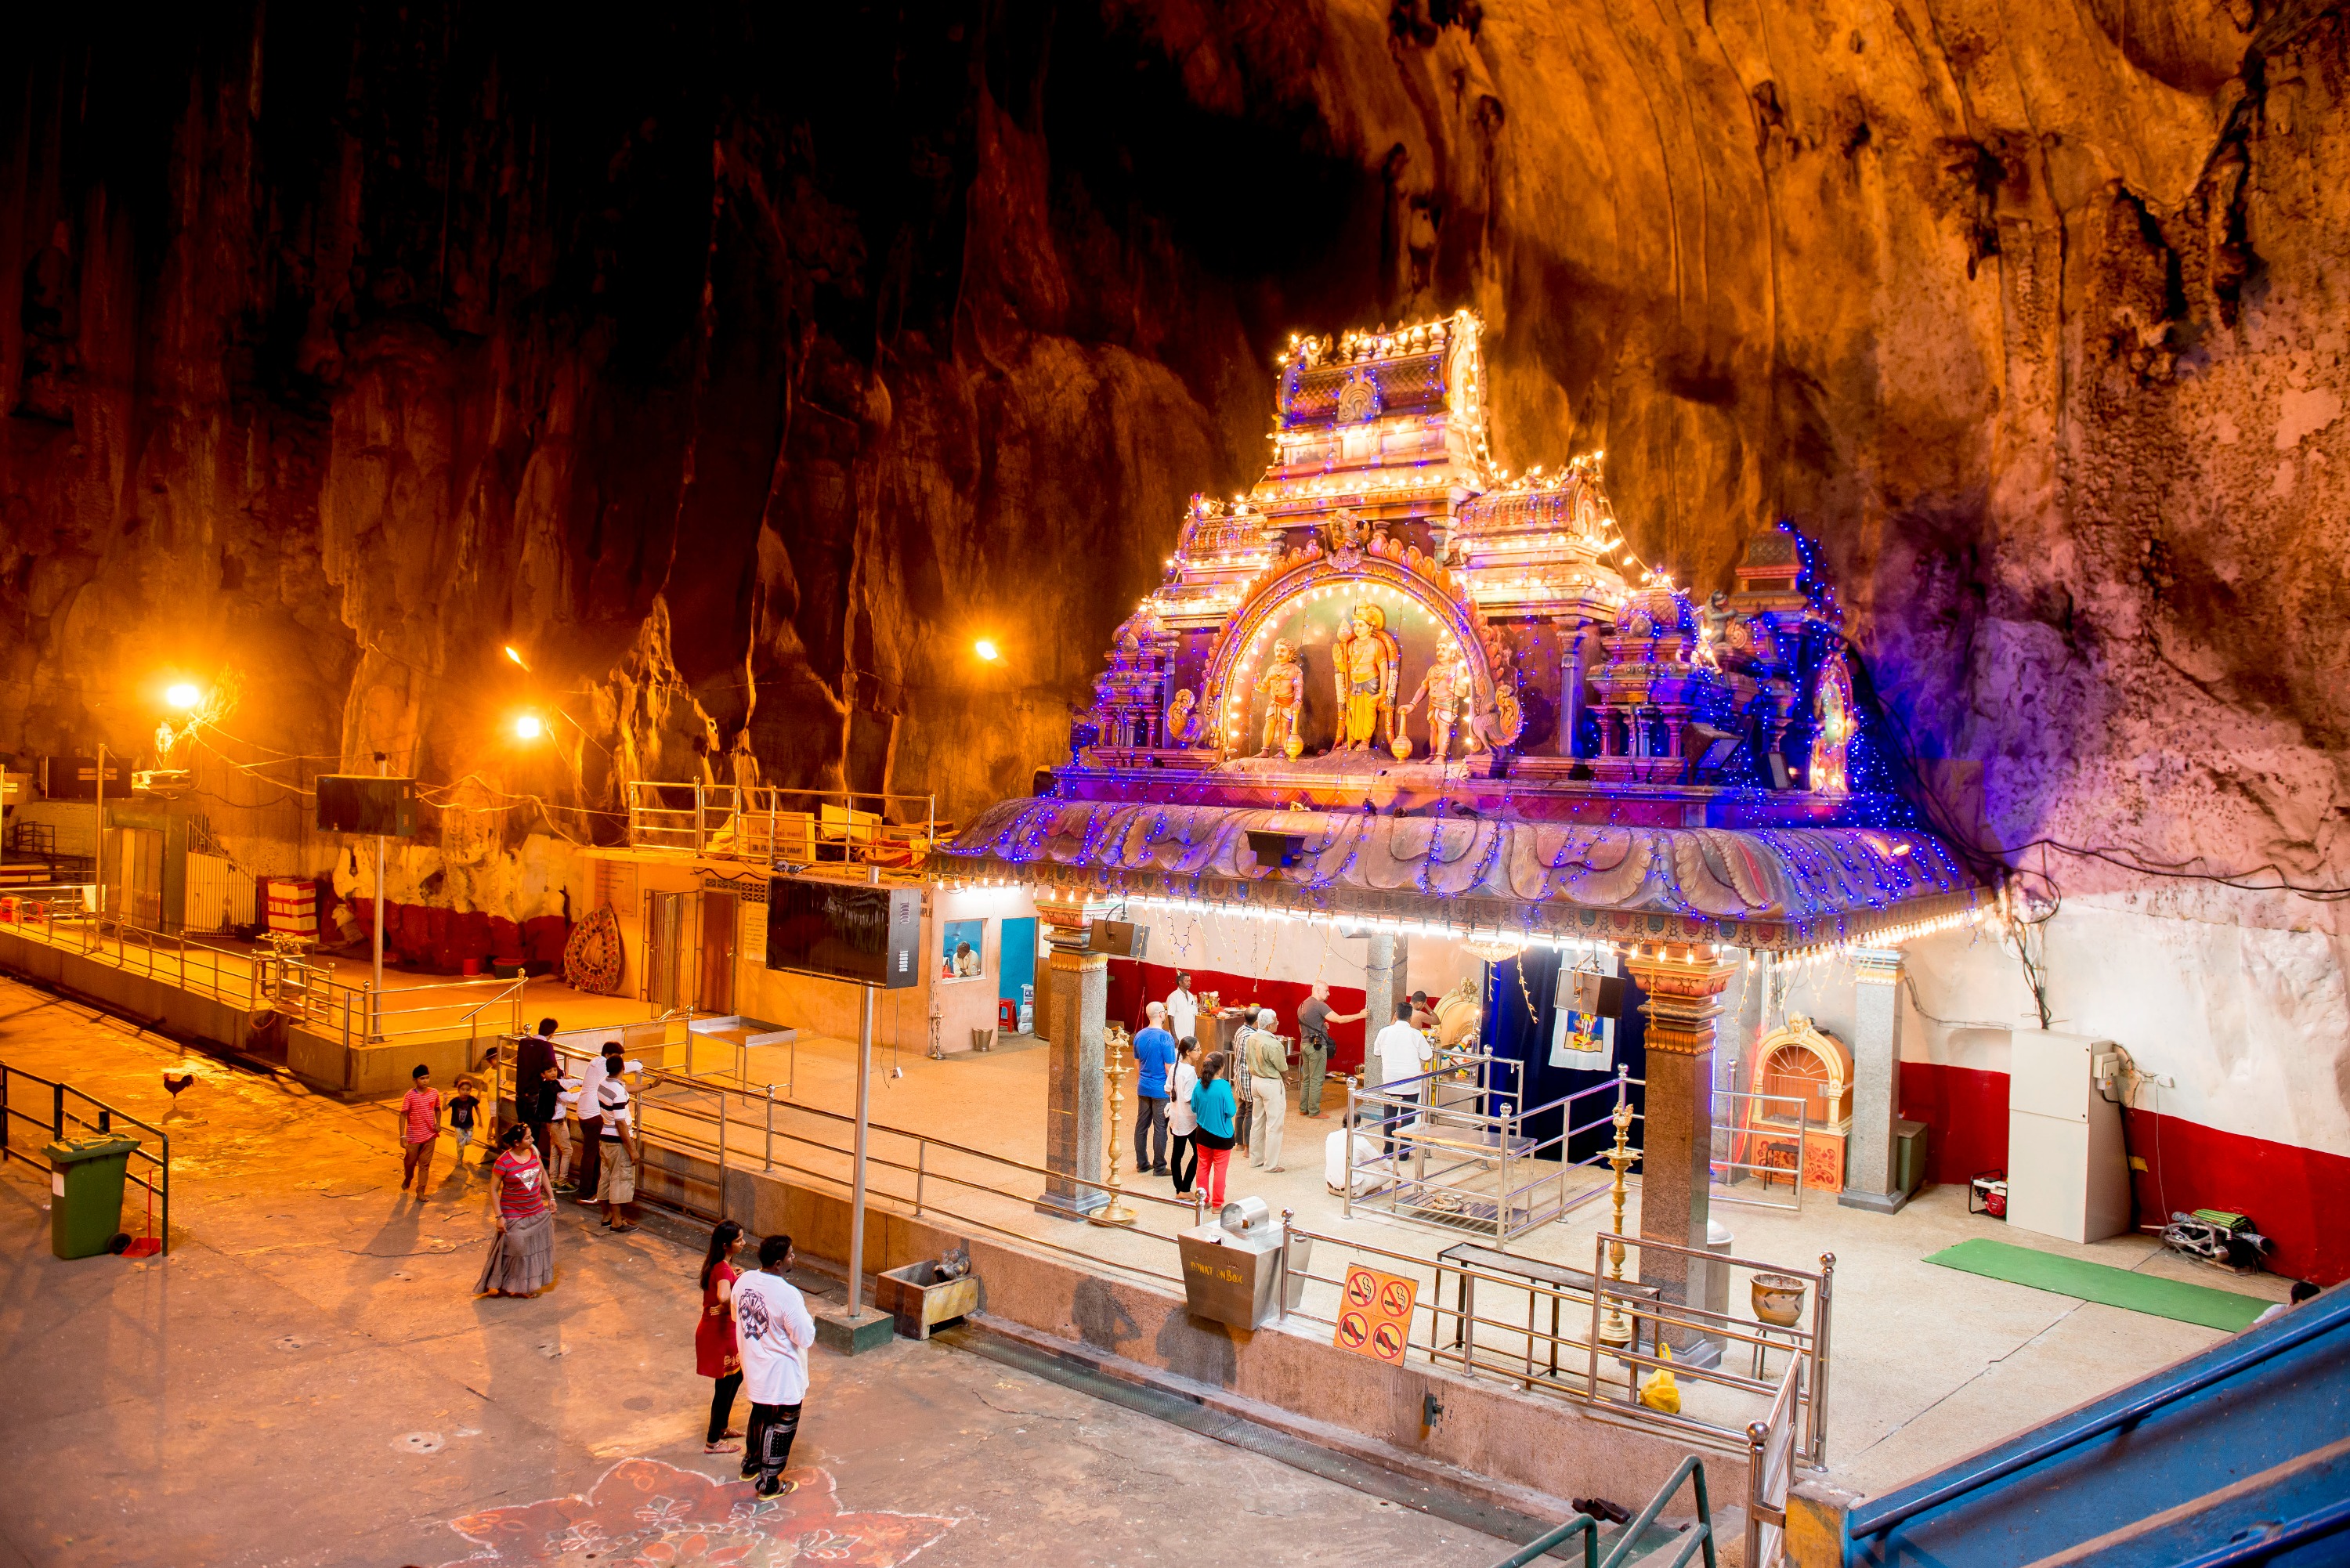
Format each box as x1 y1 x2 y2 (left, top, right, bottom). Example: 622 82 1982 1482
938 917 986 983
1550 953 1620 1071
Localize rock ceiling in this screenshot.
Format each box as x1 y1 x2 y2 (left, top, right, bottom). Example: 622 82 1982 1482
1 2 2342 930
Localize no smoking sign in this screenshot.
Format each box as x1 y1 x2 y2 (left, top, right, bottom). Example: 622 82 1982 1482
1332 1263 1417 1367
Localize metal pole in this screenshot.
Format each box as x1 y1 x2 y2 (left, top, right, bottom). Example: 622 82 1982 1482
915 1140 926 1216
93 743 106 919
372 752 388 1001
846 981 875 1320
717 1086 728 1221
764 1084 774 1171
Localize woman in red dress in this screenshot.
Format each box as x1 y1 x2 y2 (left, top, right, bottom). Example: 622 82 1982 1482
475 1123 556 1297
696 1219 747 1454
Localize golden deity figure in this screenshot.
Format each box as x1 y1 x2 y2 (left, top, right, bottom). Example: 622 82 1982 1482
1333 602 1401 752
1398 642 1480 764
1163 688 1202 747
1256 641 1306 757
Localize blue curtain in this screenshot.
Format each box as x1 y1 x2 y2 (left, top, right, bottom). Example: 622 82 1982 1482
1482 948 1650 1163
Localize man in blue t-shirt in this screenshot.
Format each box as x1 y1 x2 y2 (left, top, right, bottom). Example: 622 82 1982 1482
1129 1001 1179 1178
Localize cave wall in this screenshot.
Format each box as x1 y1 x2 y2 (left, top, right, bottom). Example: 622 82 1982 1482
4 4 2347 1172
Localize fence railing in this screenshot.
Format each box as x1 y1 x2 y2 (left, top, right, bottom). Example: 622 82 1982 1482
1745 1360 1804 1568
1588 1233 1834 1465
480 1037 1838 1462
0 898 530 1051
624 781 942 873
0 1060 171 1255
1710 1086 1811 1212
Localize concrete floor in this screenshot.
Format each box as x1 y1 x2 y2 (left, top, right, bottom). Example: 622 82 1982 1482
0 981 1507 1568
664 1027 2293 1498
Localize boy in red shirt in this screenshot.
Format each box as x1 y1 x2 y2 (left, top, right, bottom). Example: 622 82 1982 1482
400 1064 443 1195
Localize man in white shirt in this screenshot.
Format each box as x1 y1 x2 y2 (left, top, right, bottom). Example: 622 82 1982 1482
571 1043 611 1206
1165 974 1198 1046
1372 1015 1434 1156
734 1233 818 1498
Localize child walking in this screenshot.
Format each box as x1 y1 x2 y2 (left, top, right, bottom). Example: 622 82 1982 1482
447 1077 484 1172
398 1065 442 1195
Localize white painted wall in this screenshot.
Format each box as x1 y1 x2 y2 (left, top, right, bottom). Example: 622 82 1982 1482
1897 899 2350 1158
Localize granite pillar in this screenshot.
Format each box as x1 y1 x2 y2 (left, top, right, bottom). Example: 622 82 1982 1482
1037 946 1108 1219
1624 945 1737 1361
1838 947 1909 1213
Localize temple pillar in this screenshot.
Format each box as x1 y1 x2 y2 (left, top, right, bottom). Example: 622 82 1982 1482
1838 948 1909 1213
1036 945 1108 1219
1363 932 1410 1063
1624 944 1737 1361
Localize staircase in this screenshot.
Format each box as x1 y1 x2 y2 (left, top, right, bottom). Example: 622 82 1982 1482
1842 1282 2350 1566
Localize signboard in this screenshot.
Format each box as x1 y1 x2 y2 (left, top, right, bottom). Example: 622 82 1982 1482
1332 1263 1417 1367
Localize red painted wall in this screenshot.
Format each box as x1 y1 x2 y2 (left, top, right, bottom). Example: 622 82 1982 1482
1899 1060 2011 1187
2122 1106 2350 1286
1899 1060 2349 1285
1104 958 1369 1074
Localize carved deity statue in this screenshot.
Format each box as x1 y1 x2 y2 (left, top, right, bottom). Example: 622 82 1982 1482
1163 688 1202 747
1333 602 1401 753
1256 641 1306 758
1399 642 1480 764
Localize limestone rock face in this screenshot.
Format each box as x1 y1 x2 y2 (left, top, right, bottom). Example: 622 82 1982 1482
2 2 2345 934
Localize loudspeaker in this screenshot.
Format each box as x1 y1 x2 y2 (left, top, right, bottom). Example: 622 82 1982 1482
1556 968 1625 1019
315 775 420 837
1088 919 1148 959
1246 829 1307 869
766 878 924 989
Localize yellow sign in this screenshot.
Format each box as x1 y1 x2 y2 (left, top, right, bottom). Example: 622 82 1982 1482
1334 1263 1417 1367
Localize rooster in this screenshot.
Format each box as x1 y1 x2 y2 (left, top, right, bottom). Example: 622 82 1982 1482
163 1070 198 1115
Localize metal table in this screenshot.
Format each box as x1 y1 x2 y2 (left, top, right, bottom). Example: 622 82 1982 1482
1434 1241 1661 1386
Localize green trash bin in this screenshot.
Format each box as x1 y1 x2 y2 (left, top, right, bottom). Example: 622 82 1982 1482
45 1134 141 1259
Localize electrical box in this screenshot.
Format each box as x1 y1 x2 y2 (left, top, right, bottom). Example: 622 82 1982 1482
2007 1030 2132 1245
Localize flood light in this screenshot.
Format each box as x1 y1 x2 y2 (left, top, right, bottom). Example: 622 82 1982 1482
164 683 202 710
514 714 543 740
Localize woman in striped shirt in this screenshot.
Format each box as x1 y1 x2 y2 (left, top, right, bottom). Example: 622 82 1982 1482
476 1123 557 1297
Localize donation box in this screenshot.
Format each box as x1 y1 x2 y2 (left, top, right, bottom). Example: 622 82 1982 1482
1177 1198 1306 1331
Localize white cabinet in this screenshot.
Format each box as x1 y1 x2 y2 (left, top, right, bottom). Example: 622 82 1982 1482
2006 1030 2133 1244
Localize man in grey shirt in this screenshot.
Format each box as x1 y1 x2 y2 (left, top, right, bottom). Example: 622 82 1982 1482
1293 984 1365 1120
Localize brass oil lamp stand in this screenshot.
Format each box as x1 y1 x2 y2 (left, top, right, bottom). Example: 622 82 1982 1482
1093 1024 1138 1227
1598 1071 1638 1348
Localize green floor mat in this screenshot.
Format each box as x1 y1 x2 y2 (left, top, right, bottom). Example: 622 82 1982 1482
1923 1237 2270 1331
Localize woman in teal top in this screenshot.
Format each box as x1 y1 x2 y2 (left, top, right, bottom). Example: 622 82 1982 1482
1190 1052 1239 1208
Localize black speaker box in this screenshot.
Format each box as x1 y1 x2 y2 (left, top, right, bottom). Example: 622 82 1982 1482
315 775 421 837
1088 919 1148 959
1556 968 1626 1019
765 878 924 989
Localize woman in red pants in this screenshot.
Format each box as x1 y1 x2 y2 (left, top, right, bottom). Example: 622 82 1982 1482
1188 1051 1239 1209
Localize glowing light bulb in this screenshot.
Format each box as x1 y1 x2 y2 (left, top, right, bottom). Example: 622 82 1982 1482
503 645 528 670
514 714 544 740
974 639 1001 663
164 683 202 711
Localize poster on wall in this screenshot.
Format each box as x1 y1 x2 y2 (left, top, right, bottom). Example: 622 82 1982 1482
1550 953 1621 1071
938 917 986 982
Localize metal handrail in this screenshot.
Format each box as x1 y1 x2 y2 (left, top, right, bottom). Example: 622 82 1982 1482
1848 1295 2350 1541
1601 1455 1716 1568
625 779 942 872
0 1061 171 1254
1744 1360 1804 1568
1710 1086 1810 1212
1586 1232 1835 1463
